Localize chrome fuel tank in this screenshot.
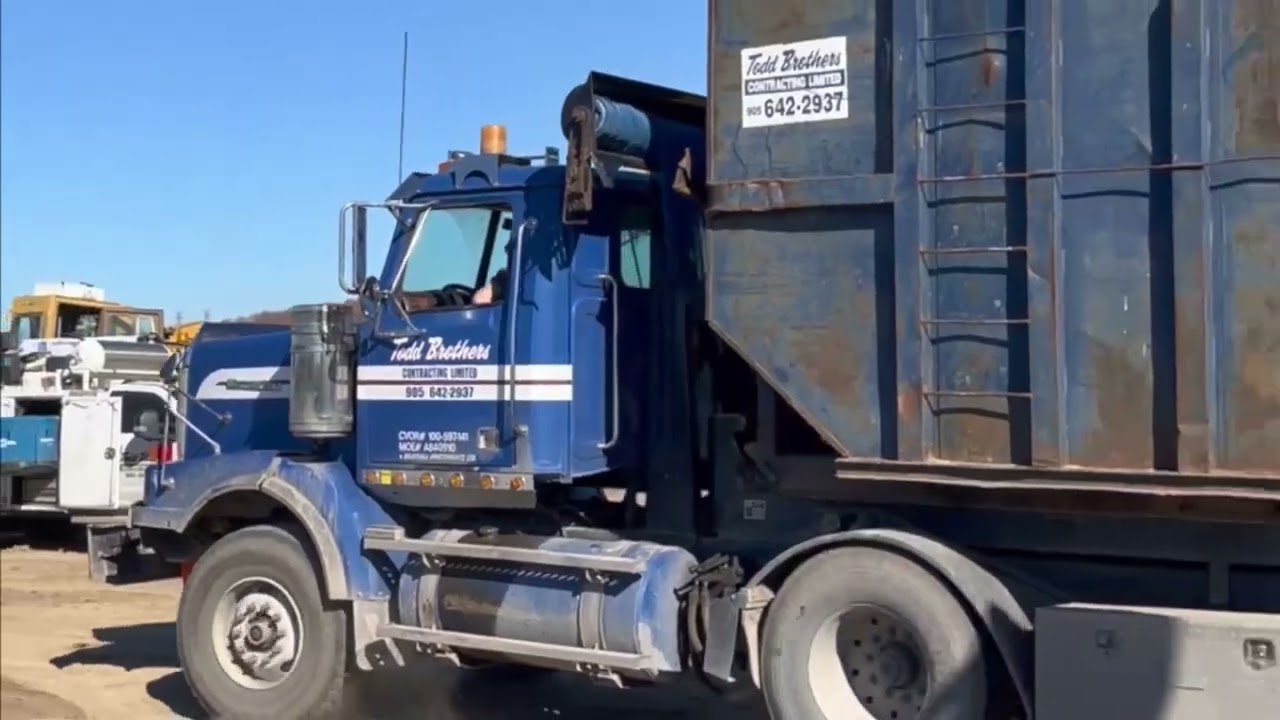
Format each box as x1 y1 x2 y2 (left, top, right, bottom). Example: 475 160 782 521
395 529 696 677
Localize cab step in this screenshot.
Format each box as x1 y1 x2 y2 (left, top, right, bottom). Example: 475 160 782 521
362 524 647 576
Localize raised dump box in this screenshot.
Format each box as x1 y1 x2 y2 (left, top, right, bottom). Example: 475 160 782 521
704 0 1280 516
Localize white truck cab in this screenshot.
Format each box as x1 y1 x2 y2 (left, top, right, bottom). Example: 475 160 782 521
1 336 178 579
55 383 174 511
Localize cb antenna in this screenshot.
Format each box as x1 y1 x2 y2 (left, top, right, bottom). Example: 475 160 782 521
397 31 409 181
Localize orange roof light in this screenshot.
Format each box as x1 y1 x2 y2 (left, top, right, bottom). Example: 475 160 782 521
480 125 508 155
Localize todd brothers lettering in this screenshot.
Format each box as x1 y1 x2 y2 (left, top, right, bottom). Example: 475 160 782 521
745 47 843 77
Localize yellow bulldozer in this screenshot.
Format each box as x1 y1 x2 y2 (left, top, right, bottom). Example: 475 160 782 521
5 282 202 349
164 321 205 346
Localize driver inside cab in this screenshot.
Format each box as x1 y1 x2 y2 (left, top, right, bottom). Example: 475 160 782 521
398 267 507 313
471 266 507 304
394 206 514 314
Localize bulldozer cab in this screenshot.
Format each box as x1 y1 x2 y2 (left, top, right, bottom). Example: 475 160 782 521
98 307 164 338
8 295 164 340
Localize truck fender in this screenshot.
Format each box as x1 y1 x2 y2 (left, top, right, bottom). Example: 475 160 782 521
738 528 1033 716
179 473 351 600
133 452 397 604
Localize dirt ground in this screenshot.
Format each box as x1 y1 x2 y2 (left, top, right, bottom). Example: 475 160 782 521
0 540 766 720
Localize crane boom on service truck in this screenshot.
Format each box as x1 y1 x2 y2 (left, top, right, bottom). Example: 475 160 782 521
126 1 1279 718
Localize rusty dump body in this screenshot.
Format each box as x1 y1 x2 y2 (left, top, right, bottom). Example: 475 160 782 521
704 0 1280 518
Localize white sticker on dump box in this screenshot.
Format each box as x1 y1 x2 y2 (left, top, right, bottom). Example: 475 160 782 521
741 35 849 129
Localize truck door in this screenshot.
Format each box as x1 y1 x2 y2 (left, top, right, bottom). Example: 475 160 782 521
357 192 536 487
573 177 702 533
57 394 122 509
569 186 657 476
111 388 173 506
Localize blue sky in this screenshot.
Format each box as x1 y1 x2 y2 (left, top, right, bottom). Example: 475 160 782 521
0 1 705 323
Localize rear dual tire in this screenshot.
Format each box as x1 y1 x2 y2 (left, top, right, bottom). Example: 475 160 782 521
178 524 348 719
761 546 988 720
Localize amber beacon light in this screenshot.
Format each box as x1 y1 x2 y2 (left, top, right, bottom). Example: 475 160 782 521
480 124 508 155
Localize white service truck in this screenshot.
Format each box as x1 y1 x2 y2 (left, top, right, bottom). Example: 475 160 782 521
0 335 179 580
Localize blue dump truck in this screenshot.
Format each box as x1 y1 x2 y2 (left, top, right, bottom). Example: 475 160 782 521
126 1 1278 717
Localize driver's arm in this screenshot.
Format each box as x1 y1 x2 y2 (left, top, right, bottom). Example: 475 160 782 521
398 292 438 313
473 267 509 305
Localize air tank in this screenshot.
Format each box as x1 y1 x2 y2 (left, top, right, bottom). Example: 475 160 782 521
288 303 355 439
74 338 171 378
396 530 696 677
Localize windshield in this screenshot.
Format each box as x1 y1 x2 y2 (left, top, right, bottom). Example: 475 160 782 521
55 302 102 338
101 311 162 337
400 207 513 293
104 314 137 336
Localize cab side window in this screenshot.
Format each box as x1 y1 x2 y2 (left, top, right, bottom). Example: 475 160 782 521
113 391 171 434
105 314 136 336
398 206 513 309
13 314 41 341
617 204 654 289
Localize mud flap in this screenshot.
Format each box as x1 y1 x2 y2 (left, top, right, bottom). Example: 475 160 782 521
84 525 175 584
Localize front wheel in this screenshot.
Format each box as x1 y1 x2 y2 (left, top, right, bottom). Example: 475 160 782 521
178 524 348 719
761 546 987 720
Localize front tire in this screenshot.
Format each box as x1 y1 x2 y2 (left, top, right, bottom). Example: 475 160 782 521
761 546 987 720
178 524 348 719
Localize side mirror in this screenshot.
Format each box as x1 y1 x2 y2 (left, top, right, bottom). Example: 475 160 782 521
340 204 370 295
352 205 368 290
340 200 432 295
134 409 164 441
159 353 180 385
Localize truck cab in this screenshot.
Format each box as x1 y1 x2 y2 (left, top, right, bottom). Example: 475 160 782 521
171 74 706 521
349 124 700 512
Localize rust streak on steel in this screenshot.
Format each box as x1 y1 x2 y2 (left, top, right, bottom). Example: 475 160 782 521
1220 0 1280 473
1225 218 1280 472
726 180 789 209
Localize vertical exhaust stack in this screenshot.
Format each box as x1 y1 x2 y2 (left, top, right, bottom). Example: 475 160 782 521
288 303 356 440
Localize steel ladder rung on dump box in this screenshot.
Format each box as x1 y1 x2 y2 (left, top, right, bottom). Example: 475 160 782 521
362 525 659 675
915 14 1035 406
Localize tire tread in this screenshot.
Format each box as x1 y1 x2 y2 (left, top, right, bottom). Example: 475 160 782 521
760 545 987 720
177 523 347 720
